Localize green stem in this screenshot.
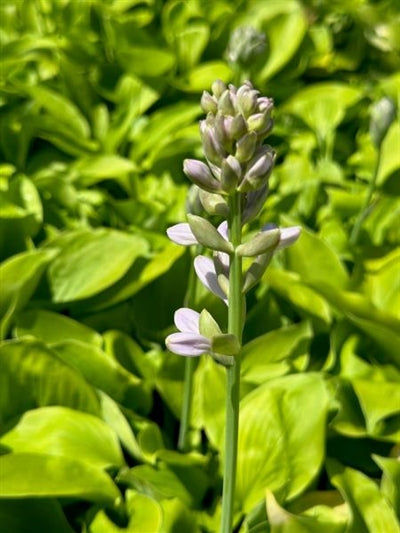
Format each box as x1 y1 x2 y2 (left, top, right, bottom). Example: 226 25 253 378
178 246 201 452
350 147 382 246
220 192 243 533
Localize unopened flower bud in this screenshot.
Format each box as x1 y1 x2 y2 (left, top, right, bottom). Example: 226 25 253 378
236 228 280 257
235 131 258 162
247 111 272 134
220 155 242 193
242 250 274 293
212 79 227 98
186 185 204 216
230 114 248 140
183 159 221 193
201 91 218 114
187 214 233 253
242 184 269 223
201 124 226 166
257 96 273 113
226 26 266 67
370 97 396 148
239 147 275 192
218 90 236 116
236 86 258 117
199 190 229 217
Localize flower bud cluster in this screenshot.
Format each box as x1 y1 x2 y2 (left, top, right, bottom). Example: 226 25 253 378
184 80 275 210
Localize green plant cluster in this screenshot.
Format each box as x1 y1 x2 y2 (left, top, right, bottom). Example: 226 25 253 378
0 0 399 532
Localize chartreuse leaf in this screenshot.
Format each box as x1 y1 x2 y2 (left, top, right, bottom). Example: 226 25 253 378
328 461 400 533
265 490 347 533
90 489 163 533
0 406 124 469
14 309 103 346
0 339 99 430
51 340 151 414
74 155 136 187
0 248 56 339
377 122 400 186
0 499 75 533
174 61 232 93
373 455 400 517
241 322 312 385
47 229 149 302
160 497 200 533
352 380 400 440
236 373 329 512
0 453 121 508
284 226 348 289
363 249 400 319
117 45 175 77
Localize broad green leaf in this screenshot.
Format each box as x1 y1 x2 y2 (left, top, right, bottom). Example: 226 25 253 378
373 455 400 516
284 226 348 289
52 340 151 414
352 380 400 440
241 322 312 385
0 453 121 508
283 84 361 142
0 499 75 533
0 339 99 430
266 269 332 325
25 85 91 139
329 462 400 533
117 46 175 77
329 378 367 438
0 248 56 339
0 406 124 469
236 373 329 512
74 155 136 187
47 229 149 302
90 490 163 532
160 497 200 533
175 23 210 71
266 490 347 533
15 309 102 346
377 122 400 186
363 249 400 319
258 8 307 81
175 61 232 93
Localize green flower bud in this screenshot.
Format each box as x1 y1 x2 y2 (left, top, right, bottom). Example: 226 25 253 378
183 159 221 193
236 85 258 117
236 228 280 257
238 146 275 192
218 90 236 116
235 131 258 162
220 155 242 193
242 250 274 293
187 214 233 253
247 111 272 134
201 122 226 166
201 91 218 114
230 114 248 140
370 97 396 148
186 185 204 216
199 190 229 217
212 79 227 98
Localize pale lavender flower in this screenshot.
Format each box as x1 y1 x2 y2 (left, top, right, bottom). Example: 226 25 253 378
194 255 228 303
165 308 211 357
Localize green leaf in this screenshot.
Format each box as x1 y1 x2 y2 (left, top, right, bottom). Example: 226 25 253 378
0 499 75 533
51 340 151 414
174 61 232 93
15 309 103 346
0 249 56 339
265 490 347 533
236 373 329 512
90 490 163 533
363 249 400 319
328 461 400 533
0 406 124 469
117 46 175 77
47 229 149 302
0 339 99 430
284 226 348 289
74 155 136 187
373 455 400 517
377 122 400 186
241 322 312 385
0 453 121 508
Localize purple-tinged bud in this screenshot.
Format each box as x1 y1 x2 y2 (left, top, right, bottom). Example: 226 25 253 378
257 96 273 113
236 86 258 117
247 111 272 134
230 114 248 140
199 190 229 217
220 155 242 193
242 184 269 223
218 90 236 116
201 125 226 166
183 159 221 193
235 131 257 162
212 79 227 98
186 185 204 216
201 91 218 114
239 147 275 192
276 226 301 250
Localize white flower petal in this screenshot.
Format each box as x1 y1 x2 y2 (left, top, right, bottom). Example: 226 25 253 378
166 223 198 245
276 226 301 250
217 220 228 240
174 308 200 334
194 256 228 303
166 332 210 356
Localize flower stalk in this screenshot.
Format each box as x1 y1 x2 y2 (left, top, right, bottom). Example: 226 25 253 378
165 80 301 532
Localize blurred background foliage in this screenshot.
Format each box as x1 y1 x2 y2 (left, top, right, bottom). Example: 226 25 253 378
0 0 399 532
